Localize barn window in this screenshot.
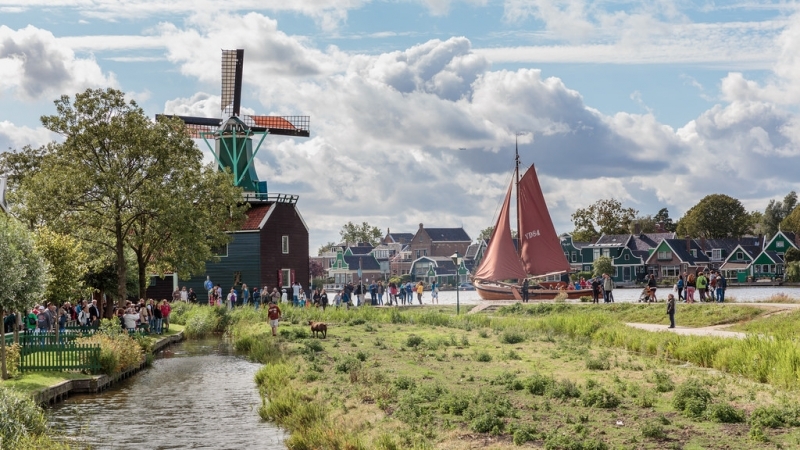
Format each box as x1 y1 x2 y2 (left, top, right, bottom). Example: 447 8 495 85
282 236 289 254
212 244 228 257
281 269 291 288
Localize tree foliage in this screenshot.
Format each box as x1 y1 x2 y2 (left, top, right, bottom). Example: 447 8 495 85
762 191 797 239
675 194 750 238
592 256 614 278
309 259 326 278
784 248 800 264
478 226 517 241
14 88 245 302
317 241 337 256
34 227 90 305
339 221 382 246
781 205 800 236
628 215 656 234
654 208 677 232
571 199 638 242
0 215 48 379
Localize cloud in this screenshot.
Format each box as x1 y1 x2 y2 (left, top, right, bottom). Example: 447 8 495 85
0 120 57 151
0 25 117 101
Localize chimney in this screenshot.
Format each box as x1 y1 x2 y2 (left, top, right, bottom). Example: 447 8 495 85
419 223 424 229
634 223 641 235
655 222 664 233
700 237 706 252
758 233 763 249
685 236 691 252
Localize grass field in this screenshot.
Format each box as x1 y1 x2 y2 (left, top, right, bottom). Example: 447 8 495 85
228 303 800 450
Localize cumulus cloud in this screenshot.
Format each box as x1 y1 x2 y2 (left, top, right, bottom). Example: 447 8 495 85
0 120 57 151
0 25 116 101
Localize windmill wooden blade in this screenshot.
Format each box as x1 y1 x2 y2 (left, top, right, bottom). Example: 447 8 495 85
221 49 244 116
156 114 222 138
242 115 310 137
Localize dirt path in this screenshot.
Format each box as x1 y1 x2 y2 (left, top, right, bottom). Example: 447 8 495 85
624 322 747 339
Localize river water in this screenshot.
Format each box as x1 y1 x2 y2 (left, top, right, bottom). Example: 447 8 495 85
47 337 286 450
424 286 800 305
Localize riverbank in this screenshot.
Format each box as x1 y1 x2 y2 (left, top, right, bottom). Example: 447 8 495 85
228 303 800 449
0 324 184 404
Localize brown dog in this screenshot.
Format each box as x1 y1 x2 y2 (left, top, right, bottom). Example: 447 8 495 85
309 321 327 339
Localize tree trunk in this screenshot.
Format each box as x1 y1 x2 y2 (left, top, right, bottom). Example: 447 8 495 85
1 307 7 380
138 251 148 300
115 217 127 310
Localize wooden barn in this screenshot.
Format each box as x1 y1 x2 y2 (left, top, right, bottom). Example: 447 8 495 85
147 194 309 302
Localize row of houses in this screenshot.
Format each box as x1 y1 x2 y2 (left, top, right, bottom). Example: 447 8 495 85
312 223 477 287
561 230 800 283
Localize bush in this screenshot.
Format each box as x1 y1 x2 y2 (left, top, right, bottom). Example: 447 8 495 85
548 379 581 400
641 423 666 439
470 413 504 434
585 355 610 371
78 319 143 374
394 376 415 390
672 379 712 418
4 343 20 378
749 405 795 429
335 356 362 374
474 351 492 362
652 370 674 392
706 403 745 423
406 335 424 348
581 387 620 408
500 331 525 344
0 386 47 448
524 372 556 396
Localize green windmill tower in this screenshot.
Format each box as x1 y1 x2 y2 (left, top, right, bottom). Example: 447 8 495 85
159 49 310 196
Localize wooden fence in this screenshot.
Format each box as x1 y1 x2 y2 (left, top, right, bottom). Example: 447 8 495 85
18 343 101 373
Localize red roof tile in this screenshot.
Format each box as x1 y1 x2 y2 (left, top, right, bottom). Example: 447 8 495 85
241 204 273 230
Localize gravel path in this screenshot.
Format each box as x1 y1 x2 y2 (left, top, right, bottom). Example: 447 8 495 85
624 322 746 339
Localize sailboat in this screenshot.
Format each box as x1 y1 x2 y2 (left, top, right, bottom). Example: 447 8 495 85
473 143 592 301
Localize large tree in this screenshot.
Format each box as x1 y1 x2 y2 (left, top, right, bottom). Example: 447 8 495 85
14 88 243 303
477 226 517 241
0 215 48 379
653 208 677 232
339 221 382 246
761 191 798 238
675 194 750 238
571 199 638 242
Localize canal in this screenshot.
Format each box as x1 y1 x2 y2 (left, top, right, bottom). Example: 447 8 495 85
47 337 286 449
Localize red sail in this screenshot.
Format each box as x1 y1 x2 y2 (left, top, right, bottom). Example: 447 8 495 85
518 165 570 276
473 180 527 282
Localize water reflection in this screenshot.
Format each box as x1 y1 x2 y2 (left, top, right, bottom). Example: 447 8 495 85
48 337 286 450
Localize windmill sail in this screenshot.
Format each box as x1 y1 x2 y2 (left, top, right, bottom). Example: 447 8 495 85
221 49 244 116
473 180 527 282
518 165 570 276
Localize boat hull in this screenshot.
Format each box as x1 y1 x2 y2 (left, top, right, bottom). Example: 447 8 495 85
474 280 593 301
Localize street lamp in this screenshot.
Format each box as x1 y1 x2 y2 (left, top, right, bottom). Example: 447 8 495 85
451 251 462 315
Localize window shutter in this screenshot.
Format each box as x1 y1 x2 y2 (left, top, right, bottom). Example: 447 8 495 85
277 270 283 288
291 269 296 285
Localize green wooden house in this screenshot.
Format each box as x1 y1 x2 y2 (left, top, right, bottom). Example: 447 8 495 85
749 231 797 280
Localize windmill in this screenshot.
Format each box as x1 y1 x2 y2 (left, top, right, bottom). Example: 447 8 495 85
158 49 310 195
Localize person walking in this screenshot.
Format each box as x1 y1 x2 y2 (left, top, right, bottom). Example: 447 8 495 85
521 278 530 303
267 298 281 337
227 287 237 310
603 273 615 303
590 277 601 304
416 281 424 304
686 272 696 303
666 293 676 328
252 287 261 310
241 283 250 306
676 274 685 301
430 280 439 304
696 271 708 302
647 274 658 302
716 273 727 303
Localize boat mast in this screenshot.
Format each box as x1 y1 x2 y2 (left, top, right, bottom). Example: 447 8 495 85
515 133 521 259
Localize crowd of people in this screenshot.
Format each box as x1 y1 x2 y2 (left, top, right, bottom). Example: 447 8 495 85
675 269 727 303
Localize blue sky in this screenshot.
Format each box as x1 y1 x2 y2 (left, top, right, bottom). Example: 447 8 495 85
1 0 799 253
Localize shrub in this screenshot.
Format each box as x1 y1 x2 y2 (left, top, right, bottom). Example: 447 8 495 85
335 356 362 374
356 350 368 361
512 424 537 445
406 335 424 348
706 403 745 423
500 331 525 344
524 372 556 396
470 413 504 434
78 319 143 374
0 386 47 448
440 392 472 415
641 423 666 439
548 379 581 400
394 376 415 390
652 370 674 392
585 355 610 371
544 431 608 450
672 379 712 419
182 306 224 338
474 351 492 362
4 343 20 378
749 405 793 428
581 387 620 408
303 339 324 353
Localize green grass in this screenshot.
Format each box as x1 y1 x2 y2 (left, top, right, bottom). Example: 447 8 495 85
231 304 800 449
0 371 92 396
728 308 800 334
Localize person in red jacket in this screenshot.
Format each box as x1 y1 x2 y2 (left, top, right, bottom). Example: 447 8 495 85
267 299 281 336
160 300 172 333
